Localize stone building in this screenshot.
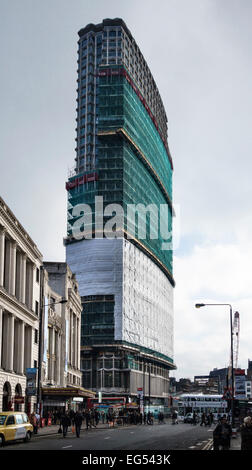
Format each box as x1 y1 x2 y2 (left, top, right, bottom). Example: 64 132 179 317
0 197 42 413
0 197 94 414
40 263 93 414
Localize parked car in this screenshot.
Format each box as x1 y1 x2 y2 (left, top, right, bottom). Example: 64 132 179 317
0 412 33 446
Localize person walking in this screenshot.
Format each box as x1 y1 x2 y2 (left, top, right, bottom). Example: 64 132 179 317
85 409 92 430
74 411 83 438
61 411 71 438
213 416 232 450
200 412 206 426
94 410 100 427
30 412 38 434
240 416 252 450
101 410 105 425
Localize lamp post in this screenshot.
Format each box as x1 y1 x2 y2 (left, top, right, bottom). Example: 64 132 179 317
195 302 235 429
37 289 68 415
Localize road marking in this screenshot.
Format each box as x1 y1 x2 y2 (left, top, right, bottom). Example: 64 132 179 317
202 439 213 451
104 437 111 440
62 445 72 449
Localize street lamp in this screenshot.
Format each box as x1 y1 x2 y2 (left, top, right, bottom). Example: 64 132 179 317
195 302 235 429
36 294 68 415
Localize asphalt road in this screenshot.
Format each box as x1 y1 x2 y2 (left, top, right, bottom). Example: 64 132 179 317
1 422 214 451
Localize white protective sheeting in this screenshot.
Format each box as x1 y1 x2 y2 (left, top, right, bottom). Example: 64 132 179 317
66 237 174 360
66 238 123 340
122 239 174 360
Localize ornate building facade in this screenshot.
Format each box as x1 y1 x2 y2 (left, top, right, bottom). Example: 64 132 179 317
0 197 42 413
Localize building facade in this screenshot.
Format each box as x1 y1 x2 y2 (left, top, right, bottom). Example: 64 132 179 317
40 262 93 413
65 19 176 411
0 197 42 413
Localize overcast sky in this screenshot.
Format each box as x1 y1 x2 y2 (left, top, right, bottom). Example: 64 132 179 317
1 0 252 380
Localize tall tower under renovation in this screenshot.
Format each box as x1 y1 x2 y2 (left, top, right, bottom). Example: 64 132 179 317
65 18 176 411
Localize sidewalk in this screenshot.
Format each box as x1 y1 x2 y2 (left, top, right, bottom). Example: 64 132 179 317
33 421 144 437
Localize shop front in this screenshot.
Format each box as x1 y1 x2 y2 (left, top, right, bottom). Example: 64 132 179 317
41 386 95 424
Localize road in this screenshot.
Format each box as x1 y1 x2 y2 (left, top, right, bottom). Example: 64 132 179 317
1 422 213 451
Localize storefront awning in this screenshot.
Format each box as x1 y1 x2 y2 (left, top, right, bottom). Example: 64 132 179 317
42 386 95 399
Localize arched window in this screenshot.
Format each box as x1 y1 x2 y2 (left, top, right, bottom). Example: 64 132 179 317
14 384 23 411
3 382 12 411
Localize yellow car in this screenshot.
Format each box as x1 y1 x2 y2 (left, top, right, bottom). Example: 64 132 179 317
0 412 33 446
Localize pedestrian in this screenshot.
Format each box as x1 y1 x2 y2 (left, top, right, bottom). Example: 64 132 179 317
172 410 177 425
101 410 105 424
74 411 83 438
30 412 38 434
213 416 232 450
240 416 252 450
94 410 100 427
200 412 206 426
85 409 91 430
206 414 211 426
61 411 71 438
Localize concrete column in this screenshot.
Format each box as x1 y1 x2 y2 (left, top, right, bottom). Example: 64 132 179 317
74 315 78 368
73 314 76 368
6 313 14 372
10 242 17 296
15 251 22 301
0 306 3 368
55 331 61 384
24 326 33 369
25 261 34 310
52 328 55 381
48 327 55 382
17 321 25 375
4 239 11 292
20 254 27 304
69 311 72 366
0 229 6 287
77 317 80 370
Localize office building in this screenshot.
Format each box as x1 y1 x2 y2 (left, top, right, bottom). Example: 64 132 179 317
65 19 176 411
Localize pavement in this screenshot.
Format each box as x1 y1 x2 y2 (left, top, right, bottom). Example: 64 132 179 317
33 420 143 437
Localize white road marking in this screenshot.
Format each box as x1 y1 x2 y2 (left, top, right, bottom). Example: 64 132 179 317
104 437 111 440
62 445 72 449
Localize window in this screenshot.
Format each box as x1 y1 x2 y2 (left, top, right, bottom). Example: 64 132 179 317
34 329 38 344
16 414 23 424
35 301 39 316
6 416 15 426
36 268 40 283
104 371 113 387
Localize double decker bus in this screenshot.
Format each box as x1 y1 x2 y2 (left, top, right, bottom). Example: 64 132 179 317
177 394 228 421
